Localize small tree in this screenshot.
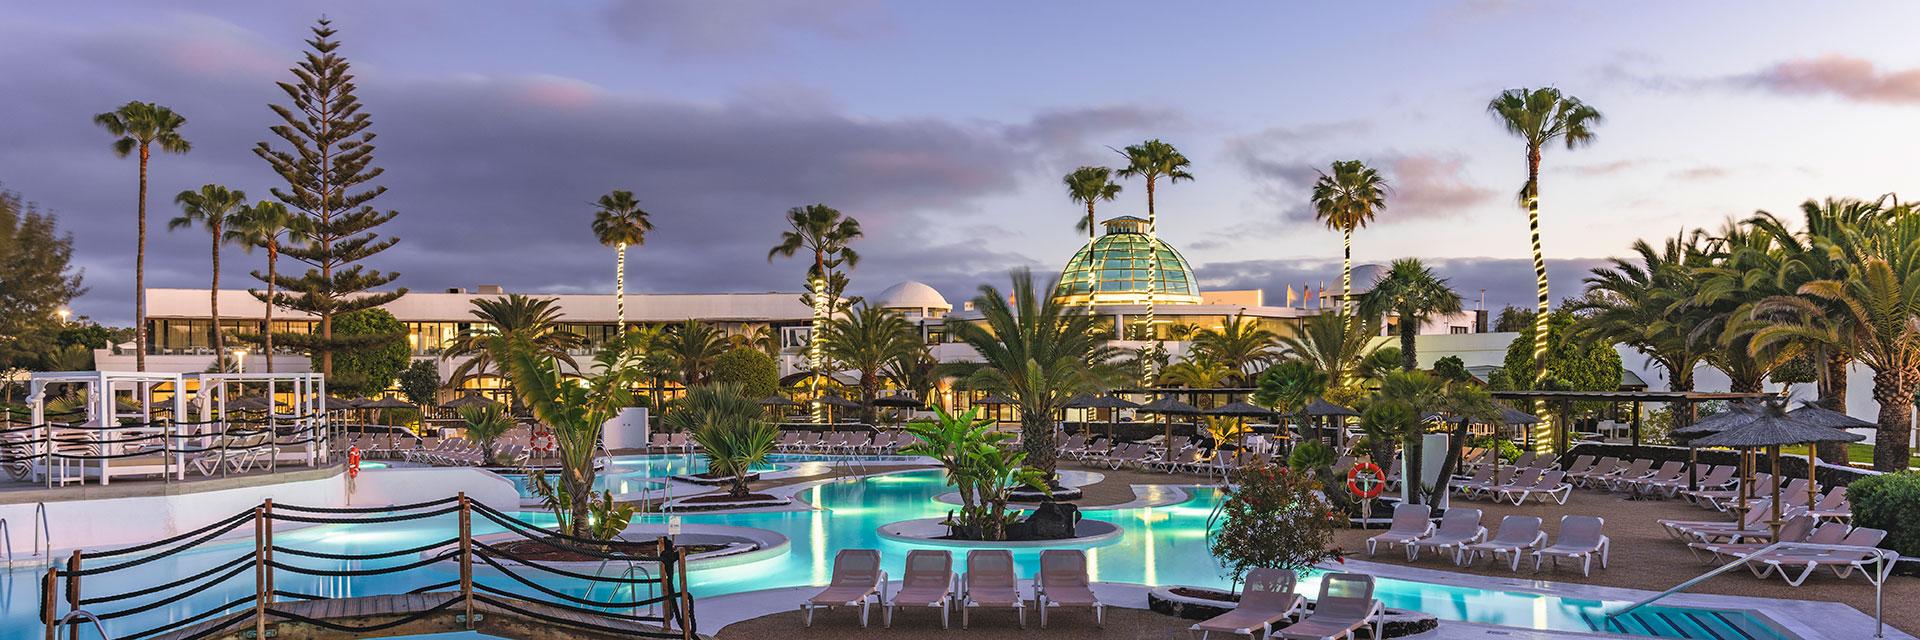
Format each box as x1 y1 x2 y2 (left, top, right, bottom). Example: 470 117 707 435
711 348 780 399
667 384 778 499
397 360 441 408
899 407 1045 541
328 308 409 397
1208 465 1340 585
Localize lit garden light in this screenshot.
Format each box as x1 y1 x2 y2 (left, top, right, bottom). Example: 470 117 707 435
233 348 248 374
56 307 71 323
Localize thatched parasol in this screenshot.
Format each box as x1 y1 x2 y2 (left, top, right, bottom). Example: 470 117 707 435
1693 404 1865 538
869 393 927 409
1064 395 1139 442
1138 395 1202 459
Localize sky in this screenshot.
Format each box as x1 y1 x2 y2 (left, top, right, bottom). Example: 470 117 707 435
7 1 1920 325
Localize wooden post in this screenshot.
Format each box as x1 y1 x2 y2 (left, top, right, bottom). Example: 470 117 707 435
253 503 270 639
677 546 694 640
656 537 676 633
63 552 81 640
459 493 474 628
41 567 57 640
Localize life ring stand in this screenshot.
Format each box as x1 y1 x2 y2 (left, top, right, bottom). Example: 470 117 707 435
1346 461 1386 499
530 428 556 454
347 446 362 479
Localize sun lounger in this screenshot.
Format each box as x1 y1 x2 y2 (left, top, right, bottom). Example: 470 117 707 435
804 549 886 627
886 549 955 628
1597 458 1654 491
1275 572 1384 640
1410 508 1486 563
1475 467 1537 501
1608 460 1678 492
1654 465 1734 500
1035 549 1102 628
1568 456 1623 487
1365 504 1432 557
961 549 1025 628
1498 469 1572 505
1463 515 1548 571
1682 472 1770 511
1621 461 1689 494
1749 528 1890 586
1807 487 1851 521
1533 515 1610 576
1189 567 1303 640
1560 454 1596 476
1687 515 1833 563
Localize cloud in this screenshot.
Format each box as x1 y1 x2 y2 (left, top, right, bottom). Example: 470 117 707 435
1670 166 1728 181
1557 159 1643 176
1740 55 1920 104
1390 155 1500 219
599 0 891 57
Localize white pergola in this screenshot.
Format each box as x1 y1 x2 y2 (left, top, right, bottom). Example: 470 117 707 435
187 372 330 468
25 371 187 486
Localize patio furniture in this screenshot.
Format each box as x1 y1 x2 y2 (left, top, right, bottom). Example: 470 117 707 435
1409 507 1486 563
803 549 886 627
886 549 955 628
1463 515 1548 571
1497 469 1573 505
1188 567 1303 640
1035 549 1103 628
961 549 1025 628
1275 573 1384 640
1532 515 1610 576
1364 504 1432 557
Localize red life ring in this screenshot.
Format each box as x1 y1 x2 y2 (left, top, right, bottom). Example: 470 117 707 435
1346 461 1386 499
530 429 556 453
347 446 361 479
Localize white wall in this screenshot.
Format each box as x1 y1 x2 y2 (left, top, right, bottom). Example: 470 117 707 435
0 467 518 557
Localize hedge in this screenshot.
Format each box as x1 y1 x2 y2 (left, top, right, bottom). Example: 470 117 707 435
1849 472 1920 558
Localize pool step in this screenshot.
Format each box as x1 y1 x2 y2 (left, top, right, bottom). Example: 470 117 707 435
1584 605 1782 640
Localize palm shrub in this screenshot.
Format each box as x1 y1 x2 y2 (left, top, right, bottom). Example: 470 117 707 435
821 304 921 423
1207 465 1339 585
898 407 1046 541
667 384 778 499
1359 258 1463 370
458 404 514 466
504 333 643 537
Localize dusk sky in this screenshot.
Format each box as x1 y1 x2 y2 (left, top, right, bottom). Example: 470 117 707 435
8 1 1920 325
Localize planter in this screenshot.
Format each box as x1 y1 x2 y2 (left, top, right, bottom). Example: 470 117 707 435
1147 586 1438 638
672 472 761 486
876 517 1123 547
660 493 793 512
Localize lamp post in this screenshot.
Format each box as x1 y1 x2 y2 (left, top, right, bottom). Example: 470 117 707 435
233 348 248 374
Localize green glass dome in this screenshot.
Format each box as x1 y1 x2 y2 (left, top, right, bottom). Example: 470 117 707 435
1054 216 1203 306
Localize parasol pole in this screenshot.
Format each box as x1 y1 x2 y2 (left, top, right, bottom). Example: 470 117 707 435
1807 445 1820 510
1769 444 1783 541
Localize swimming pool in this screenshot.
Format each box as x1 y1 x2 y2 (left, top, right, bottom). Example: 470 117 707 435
500 452 919 498
0 463 1789 640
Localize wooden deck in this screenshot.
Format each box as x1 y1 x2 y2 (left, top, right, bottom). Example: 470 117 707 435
145 592 680 640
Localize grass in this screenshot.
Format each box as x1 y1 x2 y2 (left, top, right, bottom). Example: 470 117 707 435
1778 442 1920 469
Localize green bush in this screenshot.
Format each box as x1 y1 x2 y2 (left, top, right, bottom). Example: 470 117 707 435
1470 435 1522 462
1207 465 1340 583
330 308 410 397
1848 471 1920 556
711 348 779 399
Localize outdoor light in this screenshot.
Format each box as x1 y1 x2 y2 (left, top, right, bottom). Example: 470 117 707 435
56 307 71 323
234 349 249 373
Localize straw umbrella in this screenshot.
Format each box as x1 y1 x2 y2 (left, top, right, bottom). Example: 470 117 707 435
817 394 865 428
1301 398 1359 448
972 393 1017 426
1784 404 1874 506
1069 395 1140 443
362 396 416 451
1671 402 1764 495
869 393 926 425
1138 395 1201 459
1692 404 1865 539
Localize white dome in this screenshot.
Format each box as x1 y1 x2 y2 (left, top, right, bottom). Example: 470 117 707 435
874 281 951 312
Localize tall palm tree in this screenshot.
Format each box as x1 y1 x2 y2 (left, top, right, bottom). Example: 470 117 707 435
1114 140 1193 362
443 294 585 383
1062 166 1122 243
768 204 863 423
1310 160 1388 314
169 184 247 367
1188 312 1281 385
1751 201 1920 471
1359 258 1464 371
225 201 310 373
950 269 1124 479
659 319 730 386
590 190 654 332
1692 219 1795 393
1571 236 1712 392
821 304 921 423
94 101 191 371
1487 87 1603 388
1279 312 1381 394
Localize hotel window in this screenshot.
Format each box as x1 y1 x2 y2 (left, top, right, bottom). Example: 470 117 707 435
1451 326 1470 335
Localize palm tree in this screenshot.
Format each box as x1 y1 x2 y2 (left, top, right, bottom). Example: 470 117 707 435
1062 166 1122 243
1279 312 1381 393
1159 358 1234 398
169 184 247 367
501 333 642 535
950 269 1124 479
1487 87 1603 388
821 304 921 424
666 383 777 499
730 323 780 358
443 294 585 384
1114 140 1194 364
1310 160 1388 314
1751 202 1920 471
94 101 191 371
1691 219 1795 393
659 319 730 387
1188 312 1281 385
1571 236 1712 392
590 190 654 332
225 201 309 373
1358 258 1464 371
768 204 863 423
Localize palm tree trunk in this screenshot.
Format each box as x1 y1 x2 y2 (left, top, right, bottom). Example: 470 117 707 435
1024 412 1058 481
1397 308 1419 371
809 252 827 424
211 222 224 368
264 243 277 373
1815 352 1850 463
1870 369 1914 472
1086 201 1096 243
615 243 627 333
1342 227 1353 315
1525 148 1551 450
136 144 149 371
1143 176 1158 382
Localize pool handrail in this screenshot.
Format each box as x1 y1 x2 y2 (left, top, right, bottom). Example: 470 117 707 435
1603 540 1899 638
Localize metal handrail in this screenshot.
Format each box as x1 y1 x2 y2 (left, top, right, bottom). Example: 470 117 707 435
1 518 11 564
32 502 49 557
1604 541 1899 638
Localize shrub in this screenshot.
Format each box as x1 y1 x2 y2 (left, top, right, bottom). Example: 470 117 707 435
1470 435 1521 462
458 404 515 466
711 348 779 399
329 308 410 397
1207 466 1340 585
1848 471 1920 557
667 384 778 499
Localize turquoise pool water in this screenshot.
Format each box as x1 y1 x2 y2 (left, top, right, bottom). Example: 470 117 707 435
501 453 915 498
0 462 1789 640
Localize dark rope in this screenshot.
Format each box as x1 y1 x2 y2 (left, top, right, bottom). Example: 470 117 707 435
267 550 455 577
473 541 664 584
90 562 254 621
81 509 253 560
272 537 458 561
67 514 254 575
273 496 459 513
472 551 669 609
120 597 255 640
267 504 461 525
473 592 678 636
79 552 254 605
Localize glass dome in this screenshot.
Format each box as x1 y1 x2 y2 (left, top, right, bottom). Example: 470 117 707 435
1054 216 1203 306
